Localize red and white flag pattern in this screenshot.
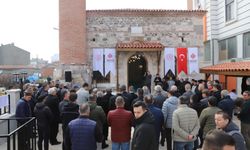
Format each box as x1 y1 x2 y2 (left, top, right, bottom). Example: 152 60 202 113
177 48 188 75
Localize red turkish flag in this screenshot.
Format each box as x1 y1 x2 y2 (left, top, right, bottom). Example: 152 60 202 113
177 48 188 74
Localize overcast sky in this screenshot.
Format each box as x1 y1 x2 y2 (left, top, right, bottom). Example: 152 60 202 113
0 0 187 62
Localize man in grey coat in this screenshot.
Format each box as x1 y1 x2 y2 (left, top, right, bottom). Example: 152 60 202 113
162 90 178 150
172 96 200 150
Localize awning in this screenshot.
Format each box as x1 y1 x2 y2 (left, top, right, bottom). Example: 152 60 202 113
116 40 164 51
200 61 250 76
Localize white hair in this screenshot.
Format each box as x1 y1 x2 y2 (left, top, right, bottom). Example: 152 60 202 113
221 90 229 97
97 91 103 97
48 87 57 95
142 86 150 96
170 85 178 92
154 85 162 93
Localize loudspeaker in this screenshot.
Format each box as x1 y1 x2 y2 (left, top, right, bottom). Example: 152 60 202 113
65 71 72 82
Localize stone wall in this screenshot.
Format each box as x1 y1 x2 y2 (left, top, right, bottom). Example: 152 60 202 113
86 10 205 88
53 64 91 84
86 11 204 49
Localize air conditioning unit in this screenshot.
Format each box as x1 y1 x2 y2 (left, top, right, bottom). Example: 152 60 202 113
230 58 243 62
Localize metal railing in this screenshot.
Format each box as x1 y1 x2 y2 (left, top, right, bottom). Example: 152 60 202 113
0 117 36 150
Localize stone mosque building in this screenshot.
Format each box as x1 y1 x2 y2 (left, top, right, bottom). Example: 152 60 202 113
55 0 206 89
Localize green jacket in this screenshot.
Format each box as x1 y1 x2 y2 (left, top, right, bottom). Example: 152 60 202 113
199 107 221 138
88 101 106 131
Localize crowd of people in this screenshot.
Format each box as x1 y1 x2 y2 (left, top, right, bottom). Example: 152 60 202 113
14 75 250 150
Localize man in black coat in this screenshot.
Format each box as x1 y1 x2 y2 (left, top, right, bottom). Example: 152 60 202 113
61 93 79 150
132 101 157 150
109 87 129 111
120 85 134 111
44 87 61 145
34 98 53 150
97 88 113 147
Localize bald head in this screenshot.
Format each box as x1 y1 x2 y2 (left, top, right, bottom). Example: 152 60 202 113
170 85 178 92
79 103 90 116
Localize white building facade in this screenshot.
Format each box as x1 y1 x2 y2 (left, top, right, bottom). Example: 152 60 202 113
194 0 250 90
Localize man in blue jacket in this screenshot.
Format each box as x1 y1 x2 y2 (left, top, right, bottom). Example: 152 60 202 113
215 111 246 150
64 103 102 150
15 88 33 150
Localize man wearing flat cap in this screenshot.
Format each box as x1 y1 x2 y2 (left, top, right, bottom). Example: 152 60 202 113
16 87 33 150
16 88 33 121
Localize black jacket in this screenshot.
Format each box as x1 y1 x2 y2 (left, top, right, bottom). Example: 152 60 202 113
44 94 60 122
132 111 157 150
109 94 128 111
97 96 109 115
218 95 234 118
61 102 79 132
101 93 114 114
34 102 52 128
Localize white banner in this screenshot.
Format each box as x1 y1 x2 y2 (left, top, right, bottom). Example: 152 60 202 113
93 48 104 76
164 48 175 75
0 95 8 109
104 48 116 76
188 47 199 74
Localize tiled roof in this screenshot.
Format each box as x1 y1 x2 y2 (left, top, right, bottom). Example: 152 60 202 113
116 40 164 50
87 9 206 17
200 61 250 76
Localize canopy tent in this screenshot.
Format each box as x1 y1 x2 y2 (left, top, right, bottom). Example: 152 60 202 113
200 61 250 91
200 61 250 77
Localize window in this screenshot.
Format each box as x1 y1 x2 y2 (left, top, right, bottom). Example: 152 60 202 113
219 40 227 60
204 41 211 61
219 37 237 61
225 0 235 22
131 26 143 34
228 37 237 58
243 32 250 58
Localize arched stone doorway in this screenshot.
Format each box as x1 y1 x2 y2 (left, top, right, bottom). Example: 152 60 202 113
128 53 147 89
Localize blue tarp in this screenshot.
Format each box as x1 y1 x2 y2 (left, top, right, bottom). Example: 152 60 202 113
27 75 39 82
